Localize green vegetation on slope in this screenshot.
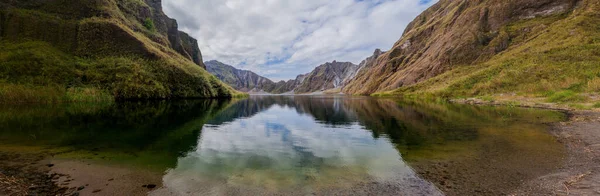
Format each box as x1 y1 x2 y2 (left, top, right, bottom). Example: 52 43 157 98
376 1 600 106
0 41 242 103
0 0 243 103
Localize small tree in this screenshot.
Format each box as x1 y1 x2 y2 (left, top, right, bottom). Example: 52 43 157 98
143 18 155 31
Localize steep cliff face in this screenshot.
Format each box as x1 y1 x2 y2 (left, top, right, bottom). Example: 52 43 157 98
206 60 276 93
295 61 358 93
270 74 306 94
344 0 589 95
146 0 205 68
341 49 384 88
0 0 234 101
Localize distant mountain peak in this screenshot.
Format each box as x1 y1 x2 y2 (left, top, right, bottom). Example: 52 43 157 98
205 61 279 93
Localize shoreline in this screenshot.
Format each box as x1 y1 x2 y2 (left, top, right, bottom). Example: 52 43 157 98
514 110 600 195
449 98 600 195
0 147 163 196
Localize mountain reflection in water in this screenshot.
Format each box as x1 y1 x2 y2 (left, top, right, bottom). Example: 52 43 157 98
151 96 564 195
0 96 565 195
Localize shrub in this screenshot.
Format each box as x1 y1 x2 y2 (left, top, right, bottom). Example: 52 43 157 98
143 18 155 31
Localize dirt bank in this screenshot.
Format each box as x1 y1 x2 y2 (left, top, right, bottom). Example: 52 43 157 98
514 111 600 195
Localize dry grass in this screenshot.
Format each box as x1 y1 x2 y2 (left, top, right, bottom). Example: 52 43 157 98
587 77 600 92
375 5 600 107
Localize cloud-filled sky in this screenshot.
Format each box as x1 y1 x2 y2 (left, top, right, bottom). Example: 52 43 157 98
163 0 437 81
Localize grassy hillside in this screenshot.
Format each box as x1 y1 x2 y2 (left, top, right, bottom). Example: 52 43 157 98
369 0 599 108
0 0 243 103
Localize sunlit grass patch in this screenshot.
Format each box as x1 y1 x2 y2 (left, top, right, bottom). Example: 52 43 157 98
545 90 587 103
568 103 589 110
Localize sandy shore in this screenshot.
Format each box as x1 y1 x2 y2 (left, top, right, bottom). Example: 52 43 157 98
47 159 163 196
514 110 600 195
0 150 163 196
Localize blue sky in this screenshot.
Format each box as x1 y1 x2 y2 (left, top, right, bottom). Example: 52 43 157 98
164 0 437 81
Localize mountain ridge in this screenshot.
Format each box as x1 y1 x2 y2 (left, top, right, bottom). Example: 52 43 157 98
295 61 358 94
206 60 361 94
205 60 277 93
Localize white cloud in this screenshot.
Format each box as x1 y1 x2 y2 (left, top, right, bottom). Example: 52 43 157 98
163 0 436 81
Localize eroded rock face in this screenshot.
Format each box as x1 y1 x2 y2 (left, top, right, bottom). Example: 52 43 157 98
206 60 276 93
341 49 384 88
207 59 358 94
270 74 306 94
146 0 205 68
206 59 356 94
295 61 358 93
343 0 581 95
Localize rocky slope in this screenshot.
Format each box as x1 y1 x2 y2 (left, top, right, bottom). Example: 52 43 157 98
342 49 384 88
0 0 239 102
207 60 362 94
295 61 358 93
343 0 600 99
206 60 276 93
271 74 306 94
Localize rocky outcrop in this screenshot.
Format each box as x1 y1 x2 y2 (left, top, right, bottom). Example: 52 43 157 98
177 32 204 68
206 60 276 93
341 49 384 88
295 61 358 93
343 0 582 95
144 0 205 68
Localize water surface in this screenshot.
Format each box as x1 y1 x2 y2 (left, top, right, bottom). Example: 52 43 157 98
0 96 566 195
